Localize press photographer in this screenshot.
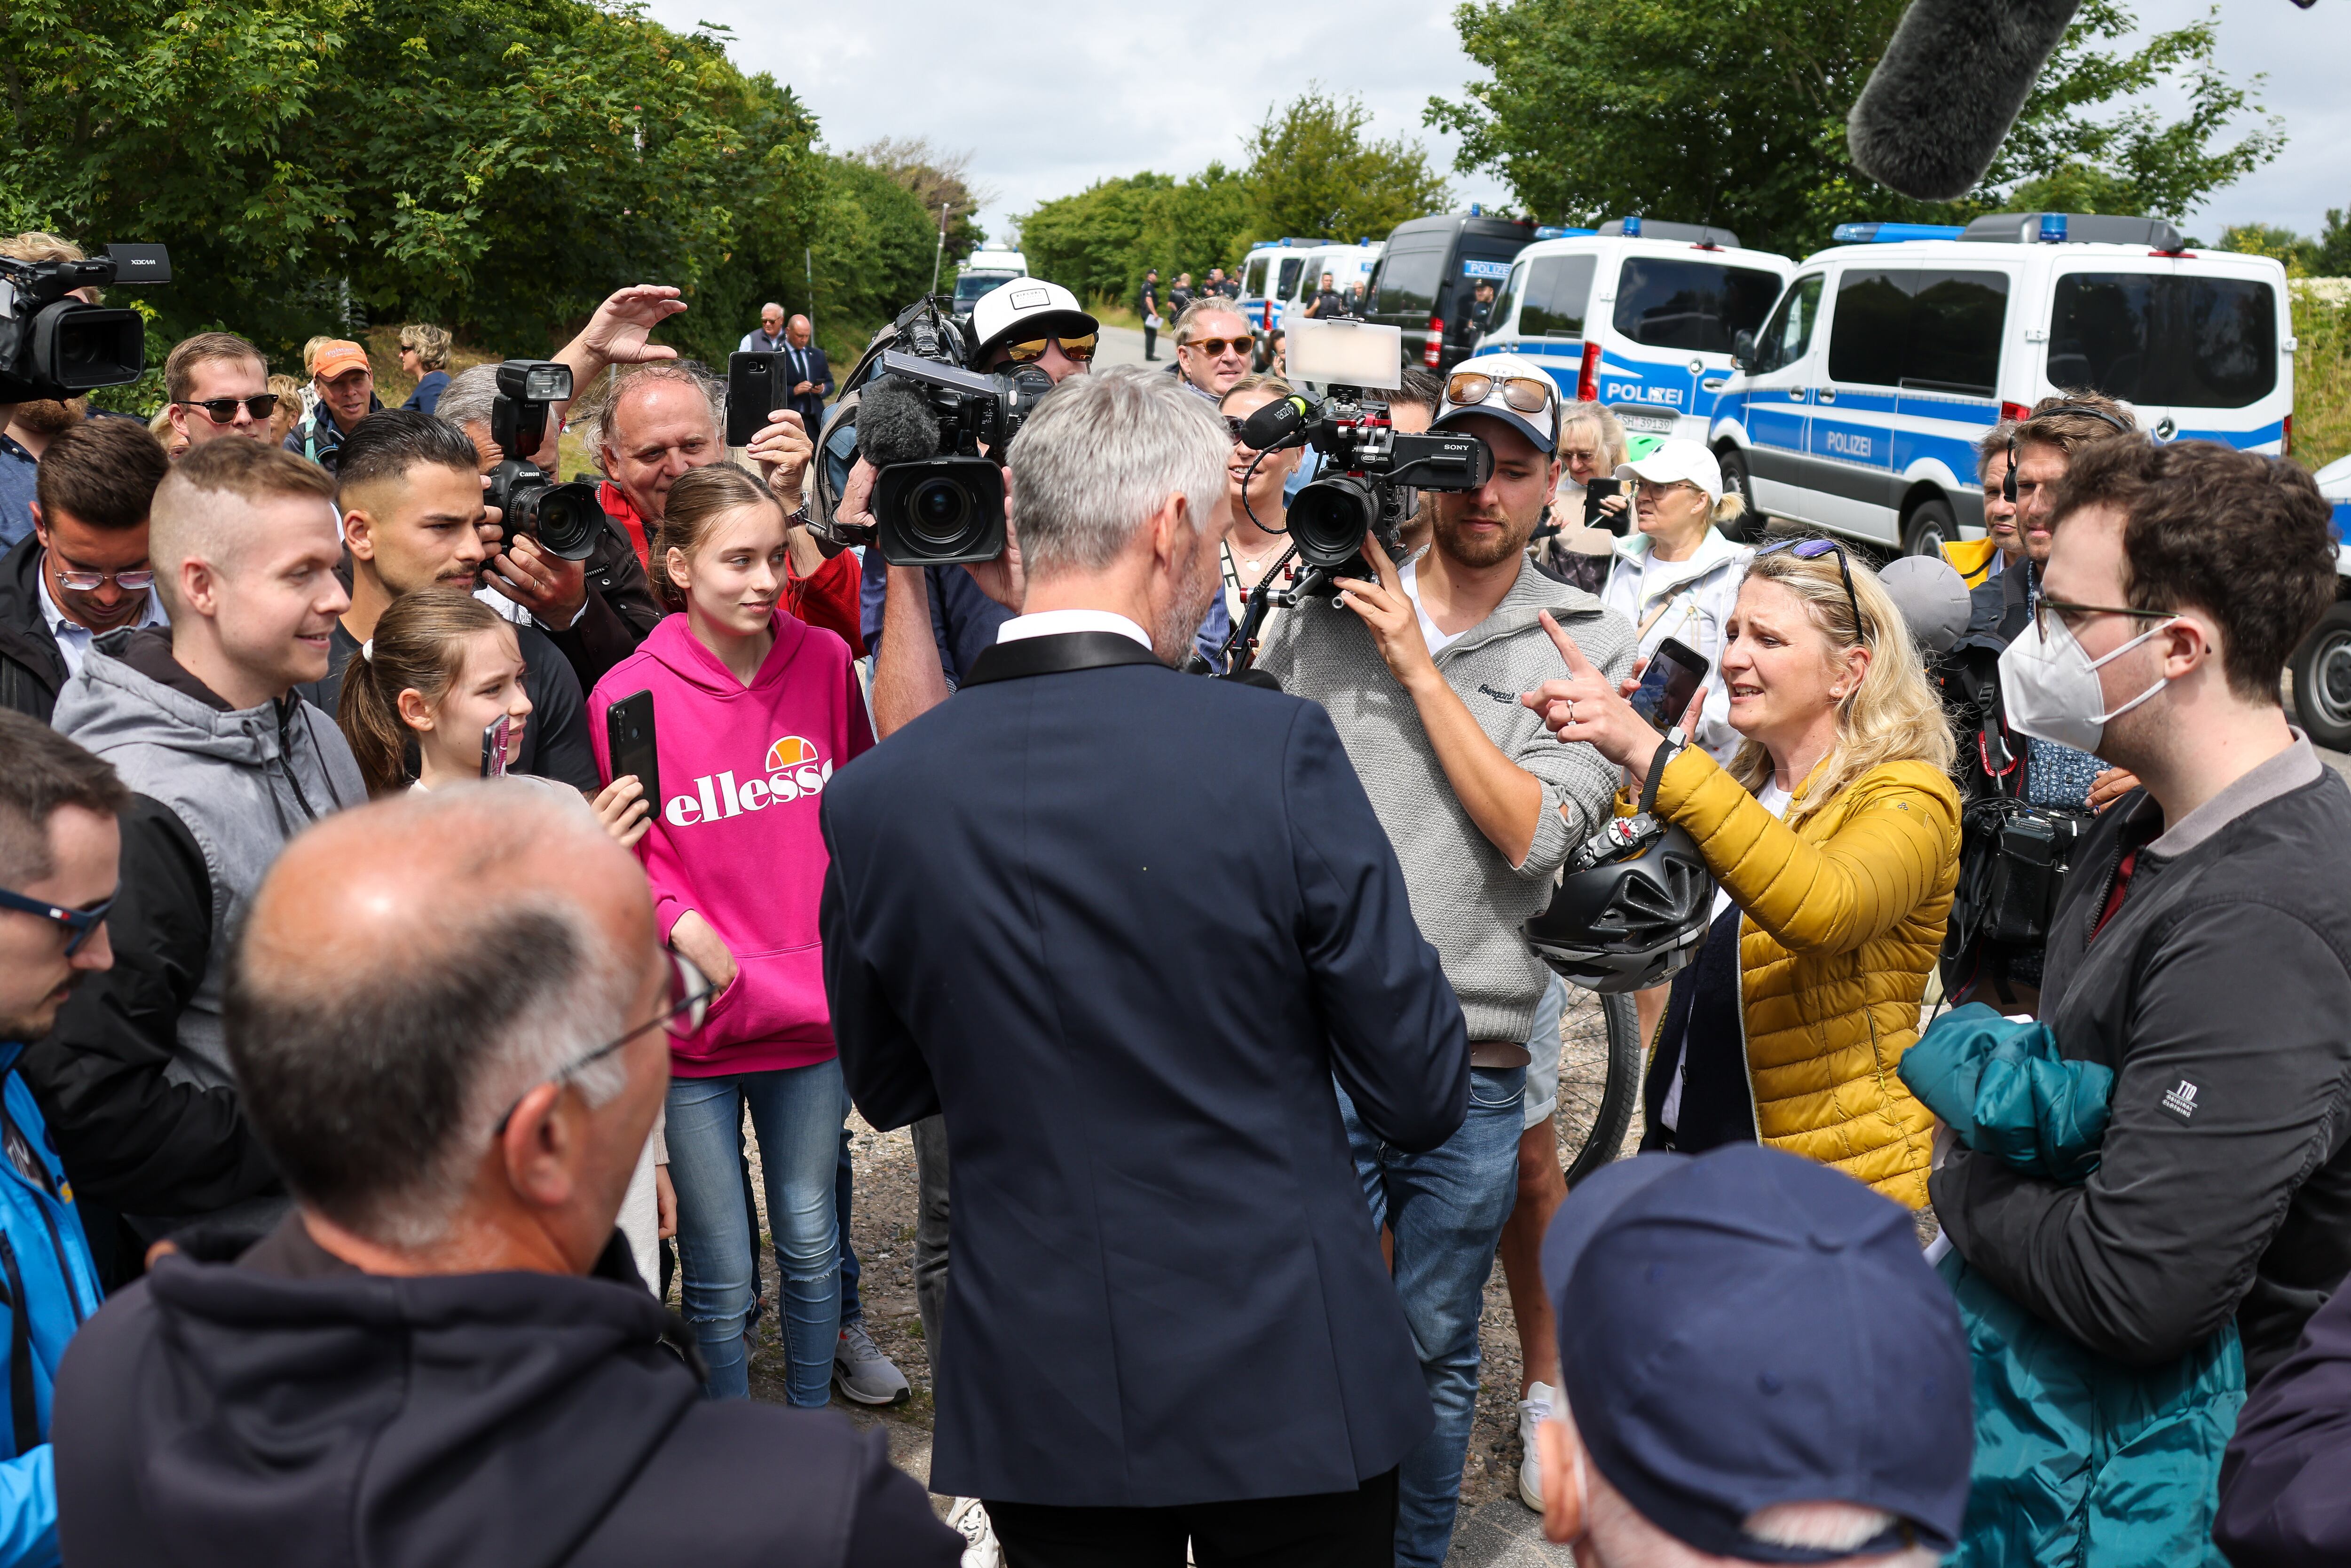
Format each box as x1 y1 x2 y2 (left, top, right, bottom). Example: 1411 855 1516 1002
1254 350 1633 1568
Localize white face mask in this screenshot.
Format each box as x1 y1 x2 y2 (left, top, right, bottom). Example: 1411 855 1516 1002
1997 609 2177 755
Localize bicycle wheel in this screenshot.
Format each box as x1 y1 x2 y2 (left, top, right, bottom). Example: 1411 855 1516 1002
1554 986 1641 1187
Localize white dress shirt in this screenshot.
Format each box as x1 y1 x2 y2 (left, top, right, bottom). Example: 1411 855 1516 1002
995 608 1152 649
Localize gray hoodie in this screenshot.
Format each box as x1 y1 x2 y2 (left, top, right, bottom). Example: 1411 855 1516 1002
53 640 363 1090
1257 558 1635 1041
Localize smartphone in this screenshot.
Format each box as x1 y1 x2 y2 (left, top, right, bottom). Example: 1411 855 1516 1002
1585 477 1627 535
605 690 660 815
726 352 784 447
1627 636 1710 733
479 716 512 779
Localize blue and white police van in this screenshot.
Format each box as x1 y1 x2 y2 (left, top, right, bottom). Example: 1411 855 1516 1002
1238 238 1382 336
1707 212 2295 557
1470 217 1793 442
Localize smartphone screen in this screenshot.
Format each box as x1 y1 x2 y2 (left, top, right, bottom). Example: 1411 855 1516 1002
480 716 512 779
1627 637 1710 733
726 353 782 447
1585 477 1627 535
606 689 660 814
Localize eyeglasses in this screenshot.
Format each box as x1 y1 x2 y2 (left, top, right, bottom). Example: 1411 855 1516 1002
53 564 155 593
1755 536 1866 642
0 886 116 956
1223 415 1252 443
492 950 714 1136
1003 334 1097 364
2033 596 2176 640
174 394 279 424
1182 335 1256 358
1444 370 1555 416
1558 447 1604 466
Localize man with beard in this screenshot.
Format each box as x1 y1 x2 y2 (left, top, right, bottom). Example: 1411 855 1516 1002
823 365 1467 1565
1254 351 1634 1568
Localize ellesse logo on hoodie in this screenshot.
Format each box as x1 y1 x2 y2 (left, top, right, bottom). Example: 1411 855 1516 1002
665 735 835 827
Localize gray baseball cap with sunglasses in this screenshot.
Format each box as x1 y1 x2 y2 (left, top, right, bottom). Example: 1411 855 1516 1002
1433 352 1562 455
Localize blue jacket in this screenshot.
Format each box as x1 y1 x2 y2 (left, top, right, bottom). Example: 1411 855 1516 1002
0 1044 104 1568
1902 1006 2242 1568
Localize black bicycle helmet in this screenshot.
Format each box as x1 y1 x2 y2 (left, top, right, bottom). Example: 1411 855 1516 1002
1524 742 1719 994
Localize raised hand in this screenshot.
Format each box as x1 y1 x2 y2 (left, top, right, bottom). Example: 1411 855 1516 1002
1522 610 1668 779
581 284 688 368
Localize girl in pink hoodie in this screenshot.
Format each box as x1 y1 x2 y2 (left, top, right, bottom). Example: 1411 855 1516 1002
589 463 873 1405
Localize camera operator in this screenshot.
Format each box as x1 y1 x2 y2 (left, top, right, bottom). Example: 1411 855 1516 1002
1254 354 1634 1568
292 411 598 789
1170 297 1256 403
0 233 106 550
163 333 276 452
855 277 1099 737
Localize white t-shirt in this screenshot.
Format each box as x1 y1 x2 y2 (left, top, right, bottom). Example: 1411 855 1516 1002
1663 778 1793 1132
1399 559 1466 655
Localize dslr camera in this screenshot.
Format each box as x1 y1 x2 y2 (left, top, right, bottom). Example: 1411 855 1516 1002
1280 395 1491 575
820 298 1056 566
0 244 171 403
485 360 607 561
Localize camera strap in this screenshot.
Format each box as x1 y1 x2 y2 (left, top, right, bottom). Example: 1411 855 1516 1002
962 631 1167 688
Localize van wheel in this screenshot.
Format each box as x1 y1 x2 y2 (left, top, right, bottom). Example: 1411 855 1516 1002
1715 447 1765 542
1901 497 1957 558
2291 603 2351 751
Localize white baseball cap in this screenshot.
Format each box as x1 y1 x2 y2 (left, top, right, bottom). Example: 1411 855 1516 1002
1433 352 1563 454
968 277 1098 364
1617 438 1724 502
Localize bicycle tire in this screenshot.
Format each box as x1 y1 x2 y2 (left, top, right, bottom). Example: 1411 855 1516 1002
1554 987 1641 1187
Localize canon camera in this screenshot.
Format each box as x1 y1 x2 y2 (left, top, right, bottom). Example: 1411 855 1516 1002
485 360 607 561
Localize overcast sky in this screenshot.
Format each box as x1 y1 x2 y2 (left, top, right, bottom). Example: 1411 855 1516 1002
650 0 2347 249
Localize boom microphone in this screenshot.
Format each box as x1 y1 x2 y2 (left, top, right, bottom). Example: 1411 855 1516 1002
1847 0 2082 201
1239 394 1313 452
856 375 943 467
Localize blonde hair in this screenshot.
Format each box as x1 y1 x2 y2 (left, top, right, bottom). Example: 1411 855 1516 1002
1559 403 1629 473
1217 372 1295 406
398 323 452 371
300 336 335 378
1711 489 1749 528
1728 542 1955 815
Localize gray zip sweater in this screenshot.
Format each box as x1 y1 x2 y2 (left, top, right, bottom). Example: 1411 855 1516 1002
1256 560 1635 1041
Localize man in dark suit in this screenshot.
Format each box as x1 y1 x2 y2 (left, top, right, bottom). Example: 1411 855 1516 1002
781 313 832 436
821 365 1469 1567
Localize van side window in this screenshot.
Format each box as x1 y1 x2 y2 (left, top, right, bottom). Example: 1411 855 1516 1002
1521 255 1598 339
1613 259 1781 354
1489 262 1527 337
2049 274 2277 409
1244 259 1268 297
1277 258 1305 301
1372 245 1447 317
1828 270 2008 394
1752 275 1823 374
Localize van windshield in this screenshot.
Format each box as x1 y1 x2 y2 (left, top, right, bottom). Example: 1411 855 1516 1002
1613 258 1782 354
1521 254 1598 338
954 272 1018 310
1372 245 1447 316
2048 273 2277 409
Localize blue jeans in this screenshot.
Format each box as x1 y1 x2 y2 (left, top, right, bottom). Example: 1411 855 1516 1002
837 1109 861 1326
1338 1064 1527 1568
667 1059 844 1405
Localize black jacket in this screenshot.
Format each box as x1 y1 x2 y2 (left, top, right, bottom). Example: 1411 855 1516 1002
2216 1270 2351 1566
52 1220 957 1568
0 534 66 723
821 633 1465 1506
1934 741 2351 1382
538 518 665 695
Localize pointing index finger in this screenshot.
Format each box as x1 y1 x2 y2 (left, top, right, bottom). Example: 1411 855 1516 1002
1538 610 1599 676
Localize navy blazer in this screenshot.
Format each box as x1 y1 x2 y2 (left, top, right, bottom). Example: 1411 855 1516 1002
820 638 1468 1508
783 343 830 435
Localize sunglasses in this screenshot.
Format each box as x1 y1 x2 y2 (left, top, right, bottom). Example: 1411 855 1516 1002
0 885 116 956
492 951 715 1137
175 394 280 424
53 565 155 593
1755 536 1866 642
1445 370 1555 416
1003 334 1097 364
1183 335 1256 358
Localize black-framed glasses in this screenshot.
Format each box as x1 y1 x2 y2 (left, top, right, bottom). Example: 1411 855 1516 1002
2033 596 2176 640
1755 536 1866 642
493 950 714 1136
53 564 155 593
174 394 279 424
0 886 116 956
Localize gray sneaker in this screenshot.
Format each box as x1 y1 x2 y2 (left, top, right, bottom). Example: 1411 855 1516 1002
834 1320 911 1405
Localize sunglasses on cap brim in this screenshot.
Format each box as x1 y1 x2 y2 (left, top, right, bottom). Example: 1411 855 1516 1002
1445 370 1555 416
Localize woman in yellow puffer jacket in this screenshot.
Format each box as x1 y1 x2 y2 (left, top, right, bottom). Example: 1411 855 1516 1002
1525 539 1959 1207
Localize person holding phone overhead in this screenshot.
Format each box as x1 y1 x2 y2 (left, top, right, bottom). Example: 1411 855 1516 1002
1597 439 1752 766
587 462 873 1406
1523 538 1961 1208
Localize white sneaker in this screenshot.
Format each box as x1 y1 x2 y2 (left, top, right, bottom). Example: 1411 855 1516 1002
1518 1381 1556 1512
948 1496 1001 1568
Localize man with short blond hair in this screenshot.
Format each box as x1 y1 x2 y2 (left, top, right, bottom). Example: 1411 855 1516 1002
164 333 274 451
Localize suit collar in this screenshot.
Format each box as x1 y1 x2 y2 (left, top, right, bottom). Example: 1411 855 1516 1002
962 631 1168 686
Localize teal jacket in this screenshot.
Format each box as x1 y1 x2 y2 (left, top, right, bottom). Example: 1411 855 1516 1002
1901 1005 2242 1568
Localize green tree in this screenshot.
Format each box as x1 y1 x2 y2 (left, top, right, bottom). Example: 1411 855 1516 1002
1242 87 1451 244
1429 0 2281 257
1015 165 1255 307
852 137 990 272
2315 208 2351 278
2216 223 2318 276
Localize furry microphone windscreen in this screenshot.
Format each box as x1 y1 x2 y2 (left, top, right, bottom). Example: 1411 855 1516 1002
1878 554 1975 655
855 375 943 467
1847 0 2083 201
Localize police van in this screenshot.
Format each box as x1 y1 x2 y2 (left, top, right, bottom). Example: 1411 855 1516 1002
1472 219 1791 443
1708 213 2295 556
1237 239 1382 335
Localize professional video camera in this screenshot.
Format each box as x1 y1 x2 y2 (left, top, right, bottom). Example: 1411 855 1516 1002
822 298 1055 566
0 244 170 404
484 359 607 561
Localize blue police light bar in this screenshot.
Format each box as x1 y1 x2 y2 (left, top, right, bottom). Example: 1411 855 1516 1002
1621 214 1643 236
1533 226 1600 240
2037 213 2068 244
1831 222 1968 244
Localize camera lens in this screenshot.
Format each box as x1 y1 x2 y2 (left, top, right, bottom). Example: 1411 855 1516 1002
908 477 973 546
531 483 606 561
1288 475 1380 569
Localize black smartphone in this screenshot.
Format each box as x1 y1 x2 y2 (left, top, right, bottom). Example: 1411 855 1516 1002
1585 477 1627 535
1627 636 1710 733
726 352 783 447
605 690 659 815
479 716 512 779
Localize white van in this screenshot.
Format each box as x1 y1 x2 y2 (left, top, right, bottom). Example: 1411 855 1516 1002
1473 220 1792 442
1708 213 2294 555
952 249 1030 315
1237 239 1381 336
1273 243 1383 334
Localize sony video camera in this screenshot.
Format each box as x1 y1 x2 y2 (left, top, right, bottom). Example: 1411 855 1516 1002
0 244 171 404
485 360 607 561
1276 394 1491 575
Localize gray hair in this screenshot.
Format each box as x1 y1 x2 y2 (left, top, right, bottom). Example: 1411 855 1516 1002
586 361 726 456
1174 296 1249 346
225 787 636 1248
1976 419 2020 479
1007 365 1230 580
434 362 503 437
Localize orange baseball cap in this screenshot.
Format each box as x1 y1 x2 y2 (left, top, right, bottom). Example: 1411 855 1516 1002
312 340 371 379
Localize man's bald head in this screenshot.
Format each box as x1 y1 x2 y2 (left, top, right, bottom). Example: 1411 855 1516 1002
226 787 652 1247
149 438 334 613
